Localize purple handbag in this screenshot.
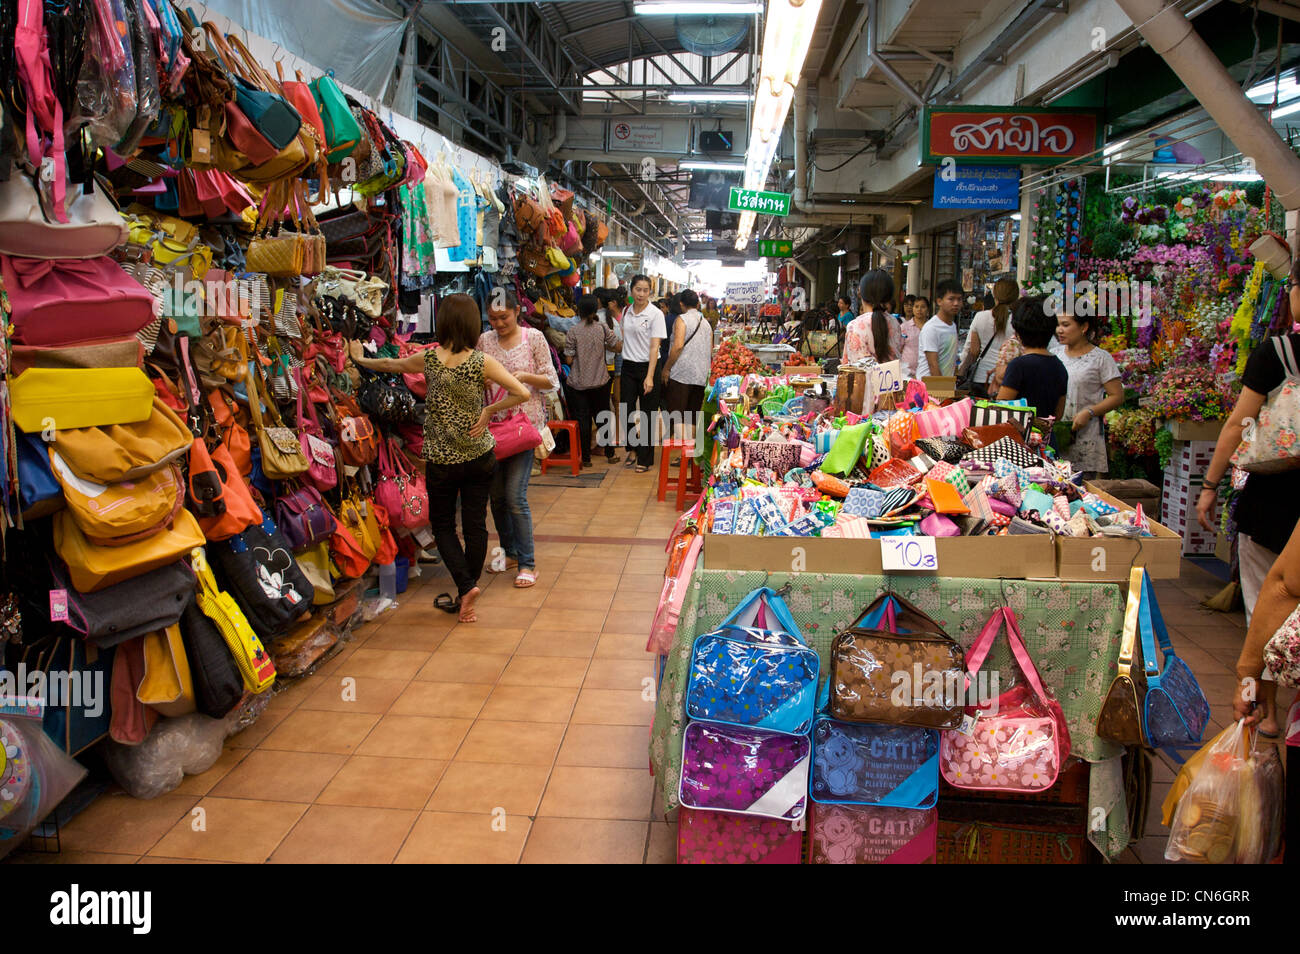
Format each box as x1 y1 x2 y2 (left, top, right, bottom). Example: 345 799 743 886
679 721 810 820
274 486 338 552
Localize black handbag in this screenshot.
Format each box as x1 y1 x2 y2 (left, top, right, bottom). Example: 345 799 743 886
56 559 196 648
210 514 315 638
358 372 424 425
178 593 244 718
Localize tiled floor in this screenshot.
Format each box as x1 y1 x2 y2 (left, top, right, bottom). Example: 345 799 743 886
6 459 1270 864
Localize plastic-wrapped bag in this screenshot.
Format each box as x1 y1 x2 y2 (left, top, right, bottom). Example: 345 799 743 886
1164 722 1254 863
0 706 89 858
1242 741 1284 863
102 712 228 799
79 0 139 150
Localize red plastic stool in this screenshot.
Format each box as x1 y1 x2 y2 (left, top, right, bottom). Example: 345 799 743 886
540 420 582 476
656 439 701 508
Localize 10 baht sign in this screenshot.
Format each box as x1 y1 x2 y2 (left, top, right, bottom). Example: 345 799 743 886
921 106 1102 165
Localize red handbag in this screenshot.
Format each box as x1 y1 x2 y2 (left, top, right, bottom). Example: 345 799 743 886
296 367 338 492
2 255 155 346
371 500 399 566
375 437 428 531
489 409 542 461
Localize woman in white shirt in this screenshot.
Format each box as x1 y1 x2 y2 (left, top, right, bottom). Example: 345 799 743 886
620 275 666 472
959 278 1018 398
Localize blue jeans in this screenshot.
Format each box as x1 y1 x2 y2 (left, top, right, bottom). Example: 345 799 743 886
490 448 536 570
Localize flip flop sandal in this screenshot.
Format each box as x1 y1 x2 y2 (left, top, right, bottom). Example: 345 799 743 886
1258 727 1281 739
515 569 537 588
635 464 651 473
434 593 461 614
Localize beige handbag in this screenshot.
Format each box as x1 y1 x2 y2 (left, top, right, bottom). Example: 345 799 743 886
246 376 310 480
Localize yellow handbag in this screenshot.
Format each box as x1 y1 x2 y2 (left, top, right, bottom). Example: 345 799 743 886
54 508 205 592
545 246 571 271
246 376 310 480
52 396 193 483
137 624 197 718
191 548 276 693
296 541 336 605
49 451 183 545
339 492 380 560
12 367 155 433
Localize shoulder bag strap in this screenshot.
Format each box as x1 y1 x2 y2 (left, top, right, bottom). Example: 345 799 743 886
1275 335 1300 379
1000 607 1056 708
961 608 1004 678
1137 567 1172 675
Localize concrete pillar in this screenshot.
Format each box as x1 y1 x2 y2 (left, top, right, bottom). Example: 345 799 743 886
1016 167 1034 284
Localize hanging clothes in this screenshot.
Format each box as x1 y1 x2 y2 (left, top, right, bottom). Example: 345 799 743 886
447 167 479 263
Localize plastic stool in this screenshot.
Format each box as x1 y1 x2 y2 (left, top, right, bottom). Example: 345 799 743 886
656 439 701 508
541 420 582 476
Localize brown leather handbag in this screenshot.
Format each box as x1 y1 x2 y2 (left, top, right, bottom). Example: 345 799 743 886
961 423 1026 449
514 193 545 236
1096 566 1149 745
828 593 965 729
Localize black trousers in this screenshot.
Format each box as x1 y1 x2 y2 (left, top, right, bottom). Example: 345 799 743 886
425 449 496 597
620 360 660 466
569 380 612 463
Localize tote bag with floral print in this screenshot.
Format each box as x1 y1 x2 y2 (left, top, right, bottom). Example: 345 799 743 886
1231 336 1300 474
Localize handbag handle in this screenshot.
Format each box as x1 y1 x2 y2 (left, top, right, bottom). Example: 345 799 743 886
963 606 1054 709
1135 566 1173 676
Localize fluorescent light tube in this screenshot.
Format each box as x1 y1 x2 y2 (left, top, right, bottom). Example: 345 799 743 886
680 160 746 171
634 1 763 14
666 91 753 103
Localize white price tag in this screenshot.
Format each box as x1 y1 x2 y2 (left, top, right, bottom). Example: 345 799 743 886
880 536 938 572
867 360 903 394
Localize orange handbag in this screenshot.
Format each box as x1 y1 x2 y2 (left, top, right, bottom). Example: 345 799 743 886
198 441 263 541
209 390 253 477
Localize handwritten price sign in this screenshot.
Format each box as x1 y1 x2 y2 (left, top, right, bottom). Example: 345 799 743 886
867 360 904 394
881 537 938 572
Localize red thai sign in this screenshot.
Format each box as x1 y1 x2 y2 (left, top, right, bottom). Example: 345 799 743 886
922 107 1102 165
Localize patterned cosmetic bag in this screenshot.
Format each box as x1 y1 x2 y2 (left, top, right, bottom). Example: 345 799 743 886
687 625 820 735
679 721 811 821
810 803 937 864
677 808 803 865
811 718 939 808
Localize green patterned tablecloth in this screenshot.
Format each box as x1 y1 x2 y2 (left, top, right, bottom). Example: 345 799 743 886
649 569 1132 860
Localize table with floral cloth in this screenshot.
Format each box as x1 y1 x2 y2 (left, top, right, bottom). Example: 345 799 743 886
649 568 1133 860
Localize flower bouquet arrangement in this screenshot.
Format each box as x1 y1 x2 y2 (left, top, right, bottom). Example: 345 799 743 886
1106 406 1160 457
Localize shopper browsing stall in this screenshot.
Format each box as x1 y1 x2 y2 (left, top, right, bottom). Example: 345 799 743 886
996 296 1068 420
597 288 626 462
480 291 560 589
661 289 712 442
566 295 623 468
1057 311 1123 478
843 270 901 365
900 295 929 380
622 275 666 473
921 279 963 377
959 278 1018 398
348 295 529 623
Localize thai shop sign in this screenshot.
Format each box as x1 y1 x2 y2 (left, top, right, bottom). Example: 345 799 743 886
725 281 765 304
932 165 1021 210
921 106 1102 165
728 188 792 216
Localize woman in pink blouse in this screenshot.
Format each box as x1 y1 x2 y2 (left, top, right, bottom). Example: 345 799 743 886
479 291 560 587
843 270 901 366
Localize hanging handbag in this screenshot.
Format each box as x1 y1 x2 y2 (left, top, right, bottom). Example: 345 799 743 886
330 502 375 579
2 254 155 347
375 438 428 531
686 625 820 734
56 558 194 649
489 408 542 461
208 515 314 639
50 396 193 483
357 372 423 425
198 440 263 541
190 547 276 693
274 484 339 552
245 375 310 480
178 593 245 719
309 70 362 161
939 607 1071 793
828 594 964 729
137 624 196 718
811 720 939 808
0 167 128 259
1231 335 1300 473
679 722 810 821
209 389 253 478
54 507 206 593
49 450 184 546
295 367 338 492
331 389 379 467
16 429 63 519
296 540 337 606
1135 567 1210 749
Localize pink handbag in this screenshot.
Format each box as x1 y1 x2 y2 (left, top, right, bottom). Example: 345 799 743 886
913 397 973 439
296 368 338 492
2 255 155 346
375 437 428 531
939 607 1071 793
489 409 542 461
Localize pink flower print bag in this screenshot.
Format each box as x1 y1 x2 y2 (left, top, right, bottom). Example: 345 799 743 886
679 722 810 821
676 808 803 864
939 606 1070 793
1231 335 1300 473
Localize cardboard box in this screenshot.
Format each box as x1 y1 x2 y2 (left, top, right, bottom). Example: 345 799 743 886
702 531 1058 580
1055 483 1182 581
1168 420 1224 442
922 375 956 401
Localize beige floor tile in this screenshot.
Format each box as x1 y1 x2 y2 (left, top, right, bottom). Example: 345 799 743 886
521 818 649 864
538 766 655 820
58 792 197 856
556 724 652 769
148 797 307 863
427 761 552 815
475 584 550 608
357 715 473 760
172 746 248 797
415 650 511 683
334 648 431 681
455 720 565 765
480 685 579 723
8 850 140 864
258 709 380 756
499 655 589 688
572 688 656 725
396 811 530 863
470 606 542 629
646 821 677 864
390 681 493 719
363 624 451 653
439 627 526 656
595 632 652 659
227 705 291 749
542 588 615 613
316 755 447 810
617 573 667 593
211 749 347 803
516 629 601 658
298 674 409 714
583 658 654 692
563 557 617 576
531 607 609 632
269 805 418 864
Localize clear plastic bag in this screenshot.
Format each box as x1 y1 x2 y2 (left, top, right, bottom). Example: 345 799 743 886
0 709 88 856
79 0 139 150
102 712 227 800
1165 722 1251 863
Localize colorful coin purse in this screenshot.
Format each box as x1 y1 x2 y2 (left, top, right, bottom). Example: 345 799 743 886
679 721 811 821
811 718 939 808
809 803 937 864
687 626 820 735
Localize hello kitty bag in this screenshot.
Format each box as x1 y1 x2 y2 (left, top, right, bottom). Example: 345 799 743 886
810 717 938 808
809 803 937 864
939 607 1070 793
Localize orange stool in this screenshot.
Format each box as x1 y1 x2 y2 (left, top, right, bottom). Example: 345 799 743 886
540 420 582 476
656 439 702 509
